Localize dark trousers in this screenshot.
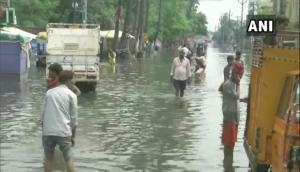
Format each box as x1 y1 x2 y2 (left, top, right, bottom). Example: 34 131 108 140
173 79 186 97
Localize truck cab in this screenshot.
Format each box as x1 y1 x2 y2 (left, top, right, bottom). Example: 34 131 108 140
271 71 299 172
244 31 300 172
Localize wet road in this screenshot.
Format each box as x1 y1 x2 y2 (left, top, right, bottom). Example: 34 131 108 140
0 45 251 172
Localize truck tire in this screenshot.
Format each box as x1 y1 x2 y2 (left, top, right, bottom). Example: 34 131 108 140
36 61 42 67
36 60 46 67
256 164 270 172
88 84 96 92
75 82 96 93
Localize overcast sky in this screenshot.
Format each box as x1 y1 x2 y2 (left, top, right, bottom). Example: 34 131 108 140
197 0 249 31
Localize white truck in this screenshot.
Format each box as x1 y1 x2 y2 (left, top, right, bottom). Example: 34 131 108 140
46 23 100 92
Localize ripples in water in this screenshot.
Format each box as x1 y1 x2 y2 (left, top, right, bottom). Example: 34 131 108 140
0 47 250 171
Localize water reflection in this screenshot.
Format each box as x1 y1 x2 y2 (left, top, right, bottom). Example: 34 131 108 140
0 46 250 171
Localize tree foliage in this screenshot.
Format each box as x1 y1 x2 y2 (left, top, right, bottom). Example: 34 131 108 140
212 12 240 45
11 0 208 43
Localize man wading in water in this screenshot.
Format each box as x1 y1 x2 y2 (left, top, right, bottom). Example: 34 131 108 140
170 48 191 97
41 71 78 172
47 63 81 96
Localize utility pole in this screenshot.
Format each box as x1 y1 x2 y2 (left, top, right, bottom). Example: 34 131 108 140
154 0 162 48
83 0 87 25
113 0 121 51
72 0 77 23
238 0 247 51
6 0 10 7
238 0 247 27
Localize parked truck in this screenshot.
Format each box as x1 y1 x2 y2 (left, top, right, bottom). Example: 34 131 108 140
244 31 300 172
46 23 100 92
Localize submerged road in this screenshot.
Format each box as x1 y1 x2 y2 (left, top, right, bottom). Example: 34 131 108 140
0 45 251 171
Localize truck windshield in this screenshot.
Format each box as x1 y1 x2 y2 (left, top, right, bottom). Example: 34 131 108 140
277 77 293 119
295 80 300 104
294 78 300 122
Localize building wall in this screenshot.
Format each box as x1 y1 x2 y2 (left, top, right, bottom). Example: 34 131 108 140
255 0 299 30
285 0 299 29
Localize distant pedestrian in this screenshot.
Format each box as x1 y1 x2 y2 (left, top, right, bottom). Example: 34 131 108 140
196 43 204 57
108 48 116 65
41 70 78 172
233 45 237 53
195 52 206 72
218 55 234 92
47 63 81 96
234 51 244 78
221 62 243 171
178 44 192 60
223 55 234 81
235 51 244 65
170 48 191 97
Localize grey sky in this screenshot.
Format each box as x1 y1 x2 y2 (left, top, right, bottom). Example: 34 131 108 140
197 0 249 31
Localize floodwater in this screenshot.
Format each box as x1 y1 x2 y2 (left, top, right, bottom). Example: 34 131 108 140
0 45 251 172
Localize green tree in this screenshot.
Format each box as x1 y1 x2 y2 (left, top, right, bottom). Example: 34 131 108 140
87 0 115 29
189 11 208 36
212 12 239 45
11 0 208 49
12 0 59 27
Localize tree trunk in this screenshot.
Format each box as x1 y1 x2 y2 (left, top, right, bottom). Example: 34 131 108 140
113 0 121 51
131 1 138 37
137 0 145 52
134 0 141 53
120 0 131 49
144 0 149 33
154 0 162 47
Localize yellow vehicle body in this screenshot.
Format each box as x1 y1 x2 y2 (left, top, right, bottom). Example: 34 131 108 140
244 32 300 172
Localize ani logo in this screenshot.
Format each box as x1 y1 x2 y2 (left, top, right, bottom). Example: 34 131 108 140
246 15 276 36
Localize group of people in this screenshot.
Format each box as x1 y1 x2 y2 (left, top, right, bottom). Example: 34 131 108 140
170 46 245 171
41 63 80 172
170 44 207 97
42 46 244 172
220 50 245 171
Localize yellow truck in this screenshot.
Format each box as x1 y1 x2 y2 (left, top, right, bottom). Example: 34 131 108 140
244 31 300 172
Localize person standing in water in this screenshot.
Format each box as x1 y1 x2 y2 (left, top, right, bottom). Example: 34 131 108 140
221 62 244 171
223 55 234 81
170 48 191 97
41 71 78 172
47 63 81 96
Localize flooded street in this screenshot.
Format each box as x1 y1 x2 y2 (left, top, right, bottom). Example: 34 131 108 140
0 46 251 172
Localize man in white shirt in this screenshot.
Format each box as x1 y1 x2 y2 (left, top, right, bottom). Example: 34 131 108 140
41 71 78 172
170 48 191 97
178 44 192 59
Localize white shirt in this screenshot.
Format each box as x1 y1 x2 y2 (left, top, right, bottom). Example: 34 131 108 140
170 57 191 81
178 46 191 57
41 85 78 137
182 47 191 57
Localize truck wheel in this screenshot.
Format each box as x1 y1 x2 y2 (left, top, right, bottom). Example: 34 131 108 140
89 84 96 92
36 61 41 67
256 164 270 172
